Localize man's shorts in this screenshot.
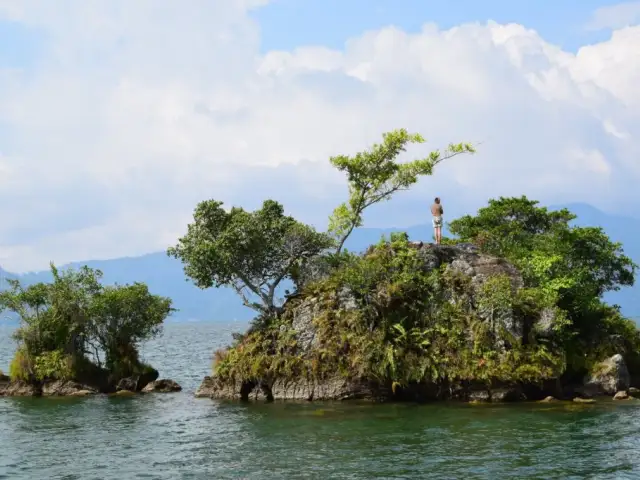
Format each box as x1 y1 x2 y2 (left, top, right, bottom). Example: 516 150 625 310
432 216 443 228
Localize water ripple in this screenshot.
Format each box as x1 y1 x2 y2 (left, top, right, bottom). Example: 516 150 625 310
3 323 640 479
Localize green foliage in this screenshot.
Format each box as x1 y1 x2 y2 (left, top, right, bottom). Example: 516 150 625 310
168 199 334 316
449 195 638 374
0 264 173 384
90 283 172 372
214 234 563 391
32 350 73 381
329 129 474 252
9 348 32 381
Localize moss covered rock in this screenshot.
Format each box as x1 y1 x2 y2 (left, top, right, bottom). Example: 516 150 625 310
199 240 571 402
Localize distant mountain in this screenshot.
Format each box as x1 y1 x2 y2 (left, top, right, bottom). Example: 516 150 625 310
1 203 638 323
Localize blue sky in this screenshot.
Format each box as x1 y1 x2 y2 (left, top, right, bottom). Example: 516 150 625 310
254 0 625 52
0 1 639 271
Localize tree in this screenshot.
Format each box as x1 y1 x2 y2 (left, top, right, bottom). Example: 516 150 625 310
448 196 637 366
329 129 474 253
90 283 173 373
447 196 575 259
0 264 173 382
168 199 334 316
0 265 102 361
448 196 635 300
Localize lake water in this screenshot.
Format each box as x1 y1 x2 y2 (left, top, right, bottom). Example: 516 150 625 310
3 322 640 479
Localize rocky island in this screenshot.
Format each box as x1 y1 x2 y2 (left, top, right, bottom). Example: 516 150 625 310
194 238 637 403
165 129 639 404
0 265 181 397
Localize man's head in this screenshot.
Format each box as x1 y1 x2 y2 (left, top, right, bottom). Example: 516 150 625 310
434 197 440 204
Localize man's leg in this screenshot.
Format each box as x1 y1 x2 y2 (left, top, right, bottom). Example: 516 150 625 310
436 227 442 244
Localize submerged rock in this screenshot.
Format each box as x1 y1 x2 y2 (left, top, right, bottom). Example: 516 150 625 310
539 396 557 403
573 397 596 404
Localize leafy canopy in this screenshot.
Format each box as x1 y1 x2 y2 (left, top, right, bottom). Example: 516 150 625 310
0 264 173 381
168 199 334 315
448 196 637 371
448 196 635 300
329 129 474 252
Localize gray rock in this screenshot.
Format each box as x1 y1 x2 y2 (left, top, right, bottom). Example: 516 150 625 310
0 379 41 397
0 379 98 397
42 380 97 396
141 379 182 393
469 389 491 402
195 375 382 402
116 377 139 392
583 354 630 395
613 391 630 400
490 387 526 402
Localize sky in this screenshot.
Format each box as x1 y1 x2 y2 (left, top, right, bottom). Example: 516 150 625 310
0 0 639 272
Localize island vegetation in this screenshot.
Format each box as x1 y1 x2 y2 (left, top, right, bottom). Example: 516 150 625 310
169 128 639 403
0 264 181 396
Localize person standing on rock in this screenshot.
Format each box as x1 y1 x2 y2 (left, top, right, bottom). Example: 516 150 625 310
431 197 443 245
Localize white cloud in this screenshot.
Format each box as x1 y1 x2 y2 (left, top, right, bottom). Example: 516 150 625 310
586 1 640 30
0 2 640 272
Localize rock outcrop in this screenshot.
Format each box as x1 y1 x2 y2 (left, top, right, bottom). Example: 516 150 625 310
0 368 179 398
583 354 630 396
0 379 97 397
197 243 639 404
142 379 182 393
196 376 383 401
197 243 557 403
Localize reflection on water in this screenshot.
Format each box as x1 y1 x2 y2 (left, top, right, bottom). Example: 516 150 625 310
2 322 640 479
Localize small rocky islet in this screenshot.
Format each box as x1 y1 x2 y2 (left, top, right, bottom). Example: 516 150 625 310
194 242 640 404
0 264 182 399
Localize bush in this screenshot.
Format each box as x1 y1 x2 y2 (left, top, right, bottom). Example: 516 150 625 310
9 348 33 382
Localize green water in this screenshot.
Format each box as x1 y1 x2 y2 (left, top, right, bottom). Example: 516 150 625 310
2 322 640 479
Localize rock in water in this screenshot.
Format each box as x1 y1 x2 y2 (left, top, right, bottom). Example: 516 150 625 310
141 379 182 393
584 354 630 395
613 391 630 400
116 377 139 392
539 396 557 403
573 397 596 404
42 380 97 396
0 380 41 397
